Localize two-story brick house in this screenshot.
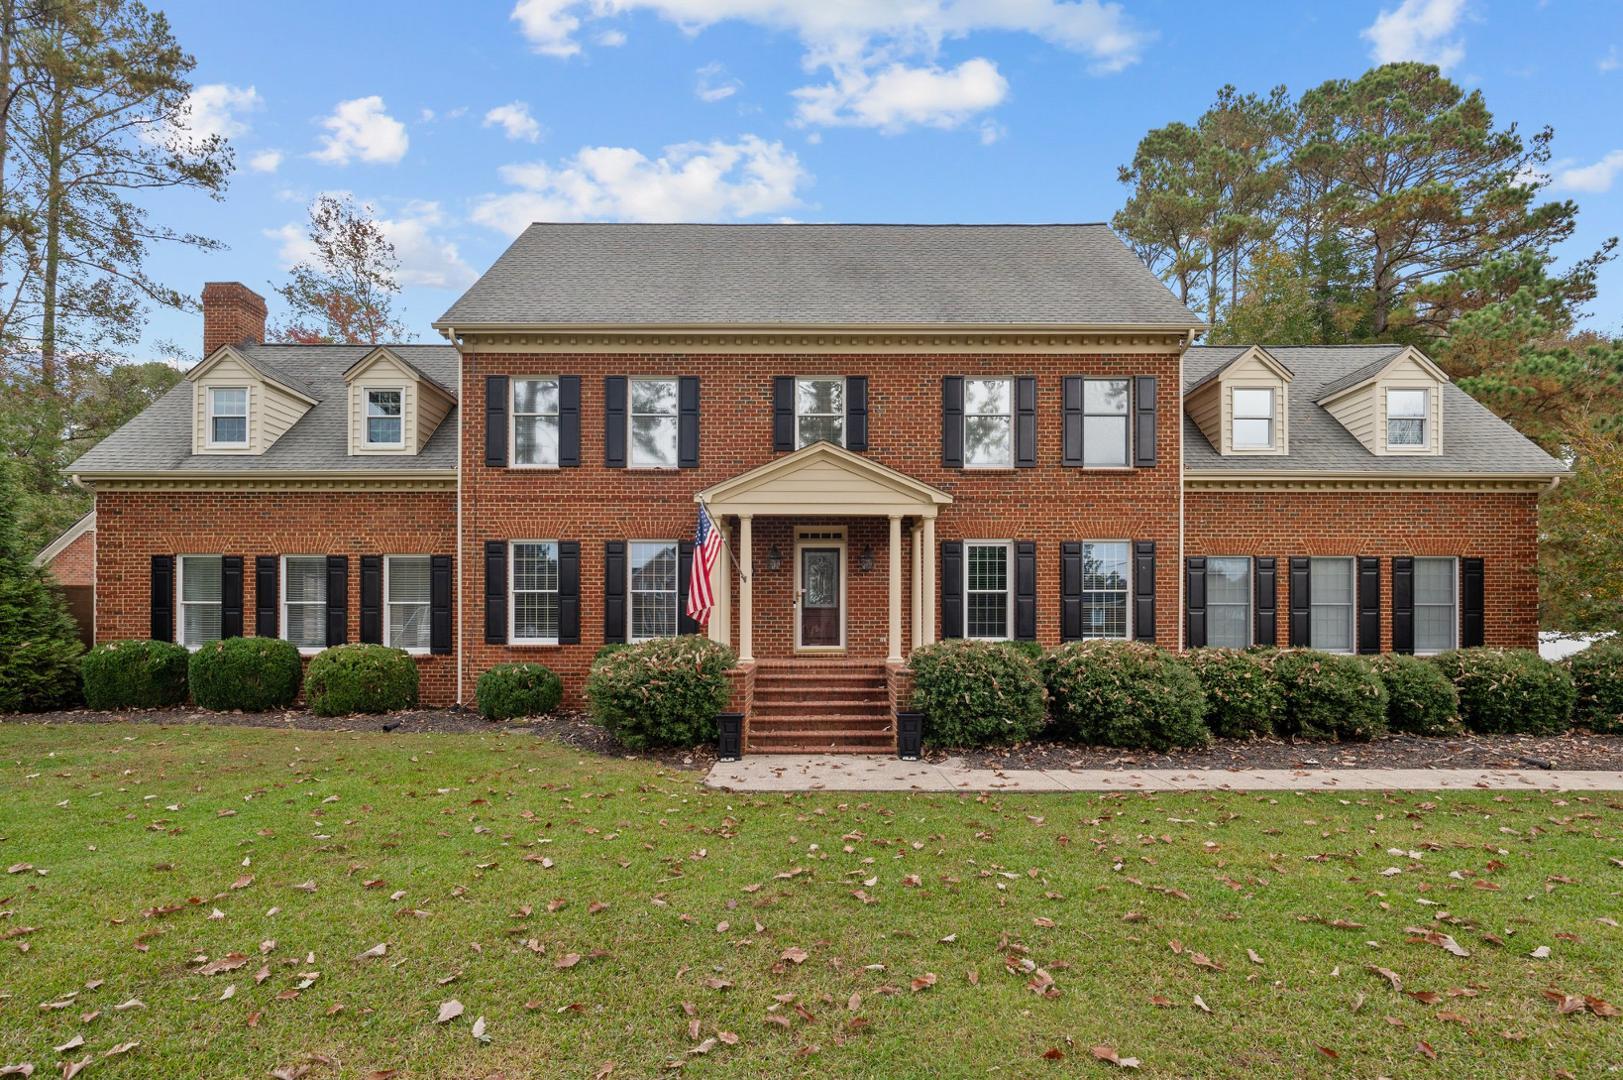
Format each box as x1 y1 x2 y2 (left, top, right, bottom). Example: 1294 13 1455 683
70 224 1564 750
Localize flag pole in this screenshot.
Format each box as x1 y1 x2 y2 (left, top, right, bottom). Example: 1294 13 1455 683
696 495 747 583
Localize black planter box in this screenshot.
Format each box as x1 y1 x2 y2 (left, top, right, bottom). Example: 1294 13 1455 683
717 712 743 760
895 711 923 760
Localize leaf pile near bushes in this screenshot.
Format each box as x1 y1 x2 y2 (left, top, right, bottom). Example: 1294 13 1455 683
1044 640 1209 751
304 644 419 716
1184 648 1281 739
585 635 736 749
908 639 1046 747
1430 648 1574 735
477 662 563 721
1567 639 1623 734
188 637 302 711
1271 650 1388 741
81 639 190 710
1369 653 1462 736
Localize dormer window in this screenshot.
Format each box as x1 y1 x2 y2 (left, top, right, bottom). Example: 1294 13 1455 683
207 387 249 448
365 388 405 447
1387 388 1428 448
1231 388 1275 450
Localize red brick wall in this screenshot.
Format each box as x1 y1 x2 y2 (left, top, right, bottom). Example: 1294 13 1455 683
45 528 95 587
1184 489 1540 650
461 352 1185 706
201 282 267 354
94 490 458 704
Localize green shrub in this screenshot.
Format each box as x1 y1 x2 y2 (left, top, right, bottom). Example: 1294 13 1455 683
1430 648 1574 735
188 637 302 711
0 462 84 712
1184 648 1282 739
305 644 419 716
1568 639 1623 733
585 636 736 749
594 642 631 662
908 639 1047 747
1271 650 1388 741
1369 654 1461 735
477 663 564 721
1043 640 1209 750
999 640 1046 663
81 640 190 710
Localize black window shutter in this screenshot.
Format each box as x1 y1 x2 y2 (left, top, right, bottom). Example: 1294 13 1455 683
151 555 174 642
678 376 700 468
846 376 868 452
1391 556 1415 654
558 376 581 468
1014 541 1036 641
773 376 795 452
1015 377 1037 468
1062 377 1084 467
325 555 348 647
221 556 243 639
1288 557 1311 647
604 376 627 468
1253 557 1278 647
360 555 383 645
484 375 508 468
484 541 507 645
677 541 699 635
1060 542 1083 641
255 556 278 638
1357 556 1381 654
1134 541 1156 642
558 541 581 645
941 376 964 468
1461 557 1485 647
940 540 964 638
430 555 452 655
1185 556 1207 648
1134 375 1158 468
603 541 627 643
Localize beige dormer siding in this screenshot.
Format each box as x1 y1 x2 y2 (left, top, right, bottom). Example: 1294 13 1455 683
344 348 456 455
1184 345 1291 456
1318 347 1445 457
189 348 314 456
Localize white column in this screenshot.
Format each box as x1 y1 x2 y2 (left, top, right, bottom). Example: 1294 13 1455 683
887 514 903 664
708 517 730 647
738 514 754 662
910 522 922 656
921 515 936 646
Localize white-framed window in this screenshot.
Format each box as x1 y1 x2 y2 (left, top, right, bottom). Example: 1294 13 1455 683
281 555 327 651
512 377 560 467
795 376 845 448
1082 540 1131 639
1231 388 1275 450
629 541 679 642
206 386 249 448
177 555 223 648
1083 378 1130 467
1309 557 1355 653
1414 556 1458 654
385 555 432 653
963 378 1013 467
1387 388 1428 448
510 541 560 645
629 377 679 468
964 541 1012 639
1206 556 1252 648
364 388 404 447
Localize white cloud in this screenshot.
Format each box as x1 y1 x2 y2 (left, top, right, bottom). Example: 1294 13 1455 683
247 149 284 173
792 57 1008 132
1554 150 1623 193
695 62 741 103
470 135 808 236
1600 46 1620 73
1362 0 1468 71
160 83 261 148
312 96 409 165
268 197 476 290
596 29 627 46
511 0 582 57
483 101 543 143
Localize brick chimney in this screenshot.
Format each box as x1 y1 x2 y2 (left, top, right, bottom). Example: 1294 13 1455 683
201 282 267 355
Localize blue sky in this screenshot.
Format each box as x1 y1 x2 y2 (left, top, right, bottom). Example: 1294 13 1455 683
139 0 1623 357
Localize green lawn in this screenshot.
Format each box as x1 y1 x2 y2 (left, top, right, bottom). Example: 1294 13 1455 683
0 723 1619 1078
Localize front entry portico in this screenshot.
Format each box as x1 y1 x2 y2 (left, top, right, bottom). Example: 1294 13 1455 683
694 442 953 663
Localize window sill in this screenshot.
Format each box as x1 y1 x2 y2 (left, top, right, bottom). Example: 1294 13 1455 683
508 463 561 471
508 640 561 649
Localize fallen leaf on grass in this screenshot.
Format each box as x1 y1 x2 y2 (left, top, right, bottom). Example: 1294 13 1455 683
471 1016 489 1044
436 1000 464 1024
0 1066 32 1078
1041 1048 1064 1060
780 947 808 965
1368 965 1403 992
61 1060 90 1080
52 1037 83 1054
910 973 937 992
1405 927 1470 958
356 943 387 960
1091 1045 1140 1069
555 953 582 970
196 952 248 976
102 1043 137 1059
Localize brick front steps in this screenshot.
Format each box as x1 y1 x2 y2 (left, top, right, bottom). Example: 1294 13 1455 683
747 660 894 753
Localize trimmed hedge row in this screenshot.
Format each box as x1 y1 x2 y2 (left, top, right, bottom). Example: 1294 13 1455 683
584 635 736 748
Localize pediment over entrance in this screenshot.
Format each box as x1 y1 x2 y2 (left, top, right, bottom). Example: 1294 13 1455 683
695 442 952 519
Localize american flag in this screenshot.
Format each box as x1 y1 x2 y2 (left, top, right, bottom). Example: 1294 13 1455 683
687 502 723 627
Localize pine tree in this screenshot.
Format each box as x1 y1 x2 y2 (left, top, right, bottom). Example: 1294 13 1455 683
0 459 83 712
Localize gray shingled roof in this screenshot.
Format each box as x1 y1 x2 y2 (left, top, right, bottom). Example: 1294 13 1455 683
69 344 459 475
435 223 1207 330
1183 345 1565 477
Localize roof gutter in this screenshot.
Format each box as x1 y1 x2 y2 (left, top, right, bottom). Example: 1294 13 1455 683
433 320 1207 336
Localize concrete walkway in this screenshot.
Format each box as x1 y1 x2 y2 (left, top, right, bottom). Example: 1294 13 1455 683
705 754 1623 792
